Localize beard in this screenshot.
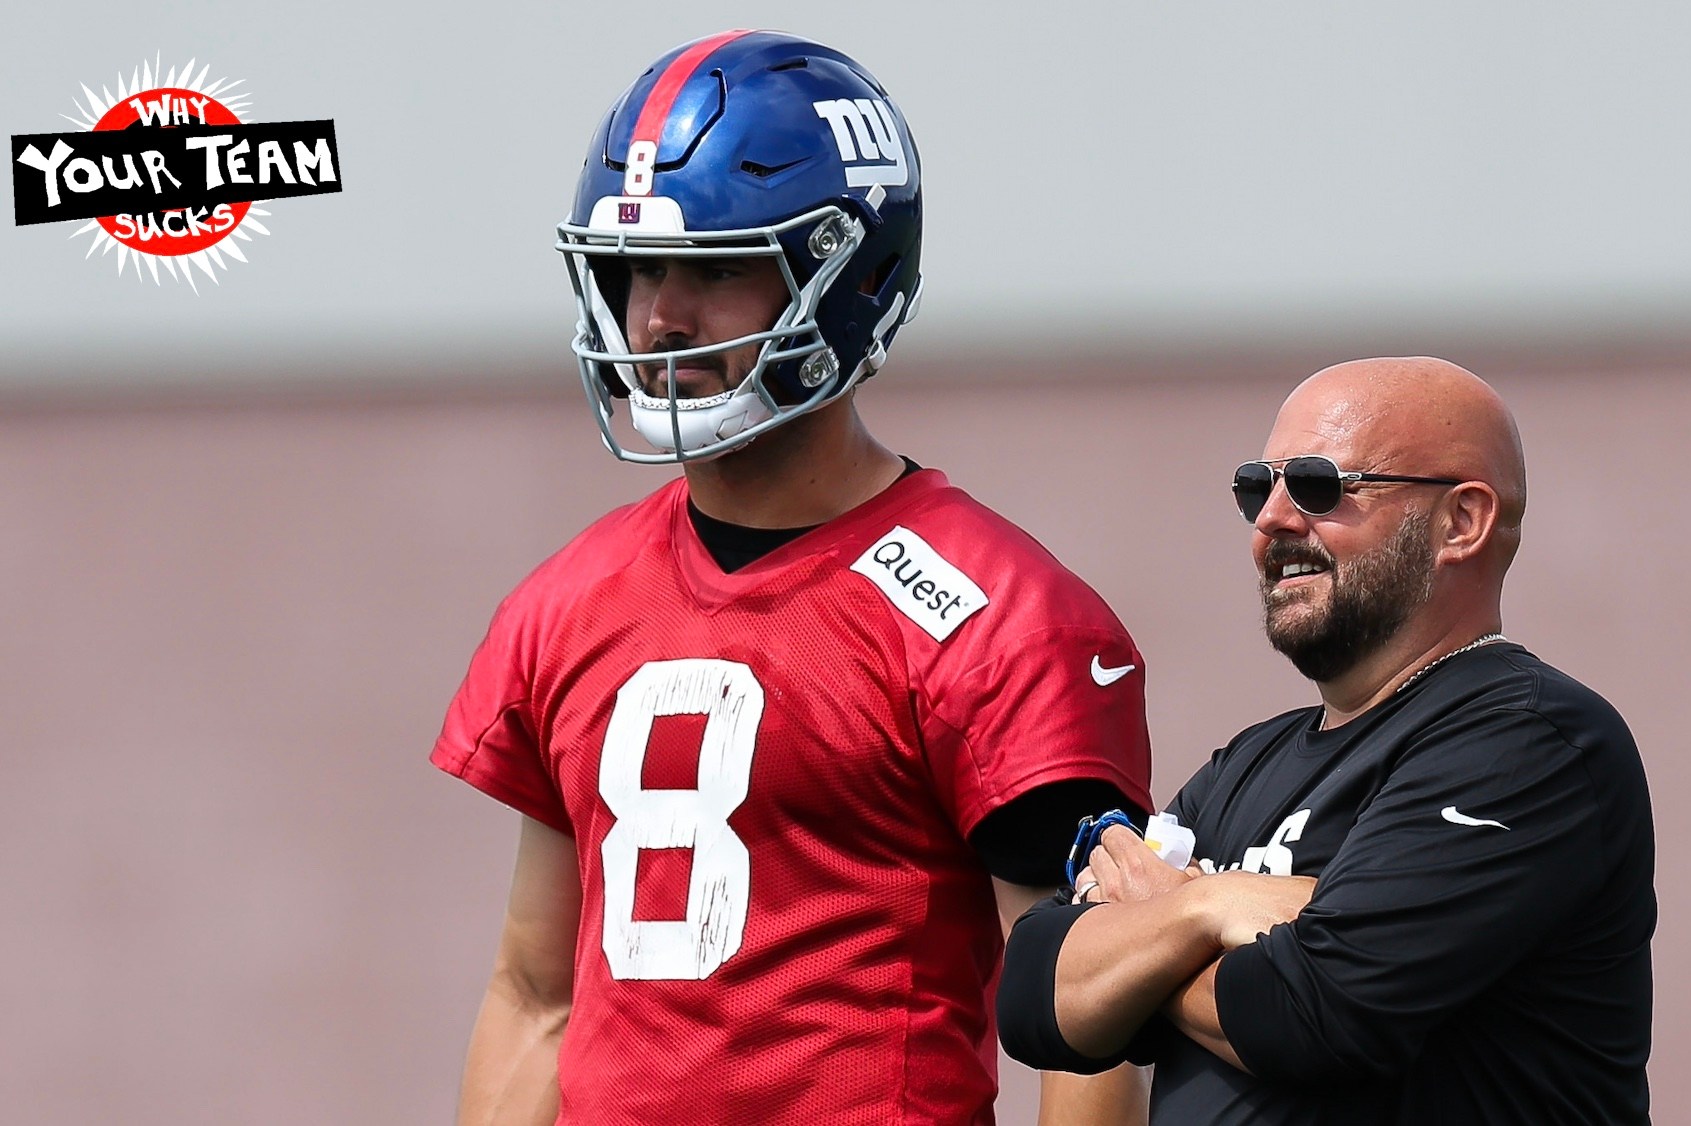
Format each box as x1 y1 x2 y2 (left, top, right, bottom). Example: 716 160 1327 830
1261 509 1436 683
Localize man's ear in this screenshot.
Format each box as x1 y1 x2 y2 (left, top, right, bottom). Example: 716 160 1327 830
1437 482 1499 566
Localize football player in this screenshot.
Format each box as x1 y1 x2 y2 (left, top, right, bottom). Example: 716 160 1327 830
433 30 1152 1124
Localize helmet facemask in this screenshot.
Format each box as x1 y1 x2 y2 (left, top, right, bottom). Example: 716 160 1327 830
558 205 872 464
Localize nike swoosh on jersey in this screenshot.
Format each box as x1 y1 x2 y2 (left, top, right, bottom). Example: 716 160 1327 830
1440 805 1510 830
1090 656 1137 686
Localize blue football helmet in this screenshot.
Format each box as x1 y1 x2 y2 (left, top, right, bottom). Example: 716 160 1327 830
556 29 924 463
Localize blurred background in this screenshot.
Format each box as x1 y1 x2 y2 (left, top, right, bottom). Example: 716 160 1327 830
4 1 1685 1121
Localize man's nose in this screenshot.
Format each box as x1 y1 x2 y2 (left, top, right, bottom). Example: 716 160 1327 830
1254 473 1312 538
644 270 700 342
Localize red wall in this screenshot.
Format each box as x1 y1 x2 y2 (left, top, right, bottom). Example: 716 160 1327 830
3 360 1682 1121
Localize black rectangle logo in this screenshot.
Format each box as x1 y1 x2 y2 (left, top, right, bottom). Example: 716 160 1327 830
12 119 340 226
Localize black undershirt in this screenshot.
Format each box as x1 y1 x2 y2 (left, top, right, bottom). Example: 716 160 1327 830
684 457 1142 887
685 456 923 574
972 778 1145 886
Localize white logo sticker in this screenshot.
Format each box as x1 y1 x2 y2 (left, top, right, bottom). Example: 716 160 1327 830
586 193 685 232
850 525 987 641
812 97 910 188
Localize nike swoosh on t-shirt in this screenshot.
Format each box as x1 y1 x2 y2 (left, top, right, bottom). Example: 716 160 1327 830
1441 805 1510 830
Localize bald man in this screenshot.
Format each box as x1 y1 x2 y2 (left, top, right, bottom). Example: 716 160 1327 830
998 358 1655 1124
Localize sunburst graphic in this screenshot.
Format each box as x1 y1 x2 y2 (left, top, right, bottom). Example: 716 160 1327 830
62 54 272 292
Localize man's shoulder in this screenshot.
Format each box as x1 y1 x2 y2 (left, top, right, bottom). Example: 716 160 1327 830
1496 645 1632 732
1474 647 1650 820
893 469 1041 538
1422 644 1637 758
887 470 1109 600
1227 705 1322 749
504 479 683 610
1386 646 1651 851
841 470 1132 655
830 470 1134 672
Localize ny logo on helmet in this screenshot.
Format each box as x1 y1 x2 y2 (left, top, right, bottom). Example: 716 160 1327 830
812 98 909 189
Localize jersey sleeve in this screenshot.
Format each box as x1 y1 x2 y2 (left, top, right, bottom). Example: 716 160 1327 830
430 587 571 835
920 621 1153 842
1214 705 1612 1083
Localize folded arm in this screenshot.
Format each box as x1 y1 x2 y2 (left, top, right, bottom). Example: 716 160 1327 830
993 878 1152 1126
999 826 1313 1071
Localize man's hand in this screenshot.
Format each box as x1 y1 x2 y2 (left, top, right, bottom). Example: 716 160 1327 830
1153 872 1318 1073
1195 871 1317 949
1075 824 1197 904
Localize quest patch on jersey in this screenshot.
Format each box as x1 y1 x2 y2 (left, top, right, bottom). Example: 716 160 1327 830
850 526 988 641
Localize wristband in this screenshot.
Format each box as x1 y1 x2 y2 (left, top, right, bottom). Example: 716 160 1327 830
1064 808 1194 886
1064 809 1142 886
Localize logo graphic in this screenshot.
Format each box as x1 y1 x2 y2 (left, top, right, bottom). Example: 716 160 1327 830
1441 806 1510 830
812 98 909 188
1089 656 1137 686
617 201 641 224
1241 808 1311 875
850 526 987 642
10 56 340 289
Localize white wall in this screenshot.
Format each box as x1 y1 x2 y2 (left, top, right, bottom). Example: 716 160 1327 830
5 1 1689 389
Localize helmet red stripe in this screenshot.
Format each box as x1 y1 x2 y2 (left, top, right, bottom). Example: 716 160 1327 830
631 28 758 148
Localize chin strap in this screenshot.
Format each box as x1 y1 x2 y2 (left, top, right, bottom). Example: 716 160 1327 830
853 281 917 381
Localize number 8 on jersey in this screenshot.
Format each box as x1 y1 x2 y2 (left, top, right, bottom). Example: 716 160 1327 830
598 658 763 980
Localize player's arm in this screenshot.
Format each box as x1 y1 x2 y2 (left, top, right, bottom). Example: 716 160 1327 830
972 783 1154 1125
456 816 582 1126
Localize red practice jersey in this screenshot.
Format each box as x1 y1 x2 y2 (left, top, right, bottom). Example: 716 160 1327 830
433 469 1151 1124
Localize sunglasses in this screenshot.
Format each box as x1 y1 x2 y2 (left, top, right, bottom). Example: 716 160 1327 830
1232 455 1464 523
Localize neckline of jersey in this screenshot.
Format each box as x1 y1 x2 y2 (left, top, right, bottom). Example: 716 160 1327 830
669 467 949 608
1304 640 1520 746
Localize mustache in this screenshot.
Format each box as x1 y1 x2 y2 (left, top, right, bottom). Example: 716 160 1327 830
636 354 726 389
1262 538 1336 574
638 336 723 371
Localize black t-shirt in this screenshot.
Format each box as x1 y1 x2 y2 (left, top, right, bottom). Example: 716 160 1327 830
1004 642 1655 1125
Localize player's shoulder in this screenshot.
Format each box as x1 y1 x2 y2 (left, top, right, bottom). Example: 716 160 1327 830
878 470 1114 608
500 478 682 614
838 469 1129 652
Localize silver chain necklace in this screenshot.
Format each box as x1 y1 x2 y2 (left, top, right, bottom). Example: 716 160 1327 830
1396 633 1508 694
